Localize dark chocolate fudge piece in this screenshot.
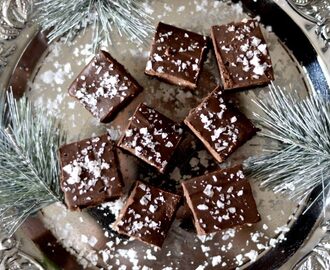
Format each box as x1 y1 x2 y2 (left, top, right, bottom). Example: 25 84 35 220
184 86 257 163
113 181 181 247
118 103 183 173
182 166 260 235
60 134 123 211
68 50 142 123
211 19 274 90
145 22 209 89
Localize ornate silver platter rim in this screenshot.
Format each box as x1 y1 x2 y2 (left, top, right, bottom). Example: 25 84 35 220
284 0 330 79
0 0 330 269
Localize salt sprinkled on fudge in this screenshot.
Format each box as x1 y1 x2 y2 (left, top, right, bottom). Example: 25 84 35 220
182 165 260 235
68 50 142 123
113 181 181 248
184 85 258 163
211 19 274 90
118 103 183 173
59 134 123 211
145 22 209 89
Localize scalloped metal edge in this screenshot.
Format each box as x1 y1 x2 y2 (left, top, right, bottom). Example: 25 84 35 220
287 0 330 49
0 0 32 73
0 1 43 268
0 233 44 270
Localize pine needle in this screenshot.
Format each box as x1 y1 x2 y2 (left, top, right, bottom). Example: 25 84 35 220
0 90 66 236
245 84 330 206
34 0 154 51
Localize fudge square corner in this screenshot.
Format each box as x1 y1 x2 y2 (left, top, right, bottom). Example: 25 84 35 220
113 181 181 248
145 22 209 89
184 86 258 163
118 103 183 173
211 19 274 90
68 50 143 123
181 165 260 235
59 134 123 211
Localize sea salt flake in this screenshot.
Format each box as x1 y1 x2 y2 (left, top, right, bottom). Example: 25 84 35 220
251 36 261 46
237 190 244 196
149 204 157 213
192 64 199 71
63 163 82 184
236 254 244 266
257 243 268 250
258 43 267 55
228 25 235 32
197 204 209 210
146 60 153 71
156 66 165 73
154 54 163 62
230 116 237 123
145 249 156 260
211 255 222 266
211 127 225 141
245 250 258 262
177 6 185 12
201 244 210 253
165 141 174 148
203 185 214 197
140 127 148 135
228 207 236 214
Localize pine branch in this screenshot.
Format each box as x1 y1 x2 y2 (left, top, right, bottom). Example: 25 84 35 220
0 90 66 236
245 84 330 204
34 0 154 51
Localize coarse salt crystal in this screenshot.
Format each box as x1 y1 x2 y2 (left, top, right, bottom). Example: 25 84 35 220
245 250 258 262
197 204 209 210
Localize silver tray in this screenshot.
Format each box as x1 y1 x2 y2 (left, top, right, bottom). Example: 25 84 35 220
0 0 330 269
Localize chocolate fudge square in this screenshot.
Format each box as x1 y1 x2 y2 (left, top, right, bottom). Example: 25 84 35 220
184 86 257 163
145 22 209 89
118 103 183 173
182 166 260 235
211 19 274 90
60 134 123 211
68 50 142 123
114 181 181 247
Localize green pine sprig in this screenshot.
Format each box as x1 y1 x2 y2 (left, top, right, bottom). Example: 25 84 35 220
34 0 154 51
245 84 330 206
0 90 66 236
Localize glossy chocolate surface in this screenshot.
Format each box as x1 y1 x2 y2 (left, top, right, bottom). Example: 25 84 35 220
68 50 143 123
211 19 274 90
60 134 123 211
182 165 260 235
118 103 183 173
184 86 257 163
114 181 181 247
145 22 209 89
